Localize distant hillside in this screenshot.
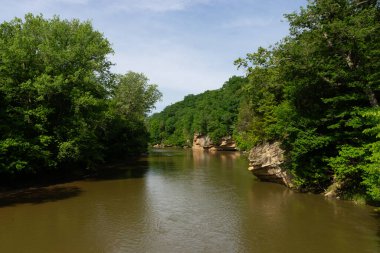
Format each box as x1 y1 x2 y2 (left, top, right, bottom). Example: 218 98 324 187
147 76 247 147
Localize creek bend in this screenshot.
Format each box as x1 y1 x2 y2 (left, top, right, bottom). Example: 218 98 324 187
0 149 378 253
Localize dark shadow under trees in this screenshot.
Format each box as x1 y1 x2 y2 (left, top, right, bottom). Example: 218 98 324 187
0 186 82 208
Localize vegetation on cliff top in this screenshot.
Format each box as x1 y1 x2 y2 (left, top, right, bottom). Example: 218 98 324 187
0 14 161 181
148 76 246 147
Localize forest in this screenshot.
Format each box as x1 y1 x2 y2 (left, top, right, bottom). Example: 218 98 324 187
148 0 380 203
148 76 246 147
0 14 161 182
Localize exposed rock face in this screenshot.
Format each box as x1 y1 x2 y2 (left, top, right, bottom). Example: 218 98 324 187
216 137 237 151
192 133 213 150
192 134 237 151
324 182 340 198
152 144 173 148
248 142 294 188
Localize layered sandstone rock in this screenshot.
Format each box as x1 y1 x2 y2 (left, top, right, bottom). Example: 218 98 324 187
192 133 213 150
248 142 294 188
192 134 237 151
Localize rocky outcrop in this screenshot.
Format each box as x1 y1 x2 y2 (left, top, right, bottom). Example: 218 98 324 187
192 134 237 151
248 142 294 188
192 133 213 150
152 144 174 148
212 137 237 151
324 182 341 199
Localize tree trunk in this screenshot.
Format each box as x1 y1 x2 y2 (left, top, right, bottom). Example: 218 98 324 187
364 86 379 107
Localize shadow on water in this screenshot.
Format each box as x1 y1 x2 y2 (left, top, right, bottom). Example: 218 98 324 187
0 186 82 208
0 159 149 208
88 159 149 181
372 211 380 247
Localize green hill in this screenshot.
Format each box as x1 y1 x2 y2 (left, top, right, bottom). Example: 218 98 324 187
148 76 247 147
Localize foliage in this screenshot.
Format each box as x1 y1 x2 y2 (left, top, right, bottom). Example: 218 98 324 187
234 47 283 149
148 0 379 202
111 72 162 119
149 0 380 203
236 0 380 201
103 72 162 159
148 76 246 147
0 14 161 178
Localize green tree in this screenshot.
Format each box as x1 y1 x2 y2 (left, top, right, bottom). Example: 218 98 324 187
0 14 113 174
147 76 246 147
103 71 162 158
0 14 161 179
281 0 380 196
237 0 380 201
112 72 162 119
234 47 282 148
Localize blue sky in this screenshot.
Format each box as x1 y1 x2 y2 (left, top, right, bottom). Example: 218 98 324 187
0 0 307 112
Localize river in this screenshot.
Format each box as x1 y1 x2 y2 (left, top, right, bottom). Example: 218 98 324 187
0 149 378 253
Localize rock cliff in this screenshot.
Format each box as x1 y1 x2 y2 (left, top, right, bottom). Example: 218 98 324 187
248 142 294 188
192 134 237 151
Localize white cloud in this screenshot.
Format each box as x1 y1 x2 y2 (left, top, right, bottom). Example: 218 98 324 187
54 0 89 4
223 17 273 28
0 0 214 12
107 0 214 12
110 42 233 93
110 43 239 112
0 0 89 20
5 0 89 8
0 0 307 112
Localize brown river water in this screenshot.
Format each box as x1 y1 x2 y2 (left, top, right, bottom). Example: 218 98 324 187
0 149 379 253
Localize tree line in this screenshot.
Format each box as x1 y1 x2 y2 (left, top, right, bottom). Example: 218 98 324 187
0 14 161 181
148 0 380 203
148 76 246 147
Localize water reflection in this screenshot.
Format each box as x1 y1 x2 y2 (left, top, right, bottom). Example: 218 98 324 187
0 149 378 253
372 211 380 249
0 186 82 207
142 149 244 252
192 149 241 168
243 181 380 253
90 160 149 181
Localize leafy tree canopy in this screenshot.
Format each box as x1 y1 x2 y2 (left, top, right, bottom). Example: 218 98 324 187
0 14 161 180
148 76 246 147
237 0 380 201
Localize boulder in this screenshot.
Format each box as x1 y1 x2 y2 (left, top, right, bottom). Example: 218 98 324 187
324 181 342 199
218 136 237 151
192 133 213 150
248 142 294 188
152 144 173 148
